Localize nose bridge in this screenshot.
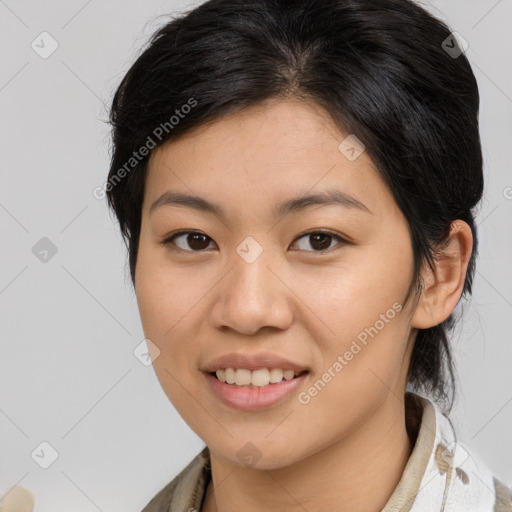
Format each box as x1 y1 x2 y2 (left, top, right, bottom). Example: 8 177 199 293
210 235 293 334
232 238 273 298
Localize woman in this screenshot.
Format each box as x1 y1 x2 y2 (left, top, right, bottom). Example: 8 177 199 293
104 0 512 510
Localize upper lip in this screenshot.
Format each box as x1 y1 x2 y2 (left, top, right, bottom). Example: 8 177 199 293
202 352 309 373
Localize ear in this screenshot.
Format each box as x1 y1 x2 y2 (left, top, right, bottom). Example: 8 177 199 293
411 220 473 329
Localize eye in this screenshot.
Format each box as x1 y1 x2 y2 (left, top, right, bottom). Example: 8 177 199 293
290 230 346 252
161 231 216 252
161 229 347 253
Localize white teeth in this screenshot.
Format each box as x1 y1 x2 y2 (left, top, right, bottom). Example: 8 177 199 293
234 369 251 386
283 370 295 380
269 368 284 383
214 368 305 387
224 368 235 384
251 368 270 387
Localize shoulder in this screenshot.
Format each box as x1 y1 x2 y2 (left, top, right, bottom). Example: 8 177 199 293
435 437 512 511
411 393 512 511
140 446 211 512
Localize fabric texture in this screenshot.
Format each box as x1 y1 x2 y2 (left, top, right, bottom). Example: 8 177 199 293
141 392 512 512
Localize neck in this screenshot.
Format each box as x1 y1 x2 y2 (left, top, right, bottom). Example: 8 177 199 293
202 393 415 512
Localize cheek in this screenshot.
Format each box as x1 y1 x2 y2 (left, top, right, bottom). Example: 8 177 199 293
135 245 195 382
291 250 411 335
135 239 199 336
135 252 204 412
290 240 413 383
292 273 411 444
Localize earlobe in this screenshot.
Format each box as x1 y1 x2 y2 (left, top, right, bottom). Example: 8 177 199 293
411 220 473 330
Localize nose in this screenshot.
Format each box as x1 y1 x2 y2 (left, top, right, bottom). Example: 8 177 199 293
209 247 294 335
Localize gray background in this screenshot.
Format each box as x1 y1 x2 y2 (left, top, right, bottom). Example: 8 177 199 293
0 0 510 510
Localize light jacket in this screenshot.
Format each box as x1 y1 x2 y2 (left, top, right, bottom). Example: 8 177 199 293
141 392 512 511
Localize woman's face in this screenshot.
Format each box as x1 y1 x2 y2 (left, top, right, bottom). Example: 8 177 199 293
136 98 418 469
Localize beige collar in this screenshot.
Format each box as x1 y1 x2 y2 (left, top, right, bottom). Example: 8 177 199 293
141 391 511 511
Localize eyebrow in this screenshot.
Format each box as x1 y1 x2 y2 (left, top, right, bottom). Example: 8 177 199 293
149 187 372 219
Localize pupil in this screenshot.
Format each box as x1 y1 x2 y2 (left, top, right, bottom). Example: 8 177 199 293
188 233 210 250
311 234 331 250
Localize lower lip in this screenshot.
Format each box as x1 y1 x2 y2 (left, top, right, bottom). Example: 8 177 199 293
204 372 309 411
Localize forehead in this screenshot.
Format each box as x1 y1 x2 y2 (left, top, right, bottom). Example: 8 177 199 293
143 98 393 218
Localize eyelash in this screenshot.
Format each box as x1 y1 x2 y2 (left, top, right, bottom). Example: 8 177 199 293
160 229 348 254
